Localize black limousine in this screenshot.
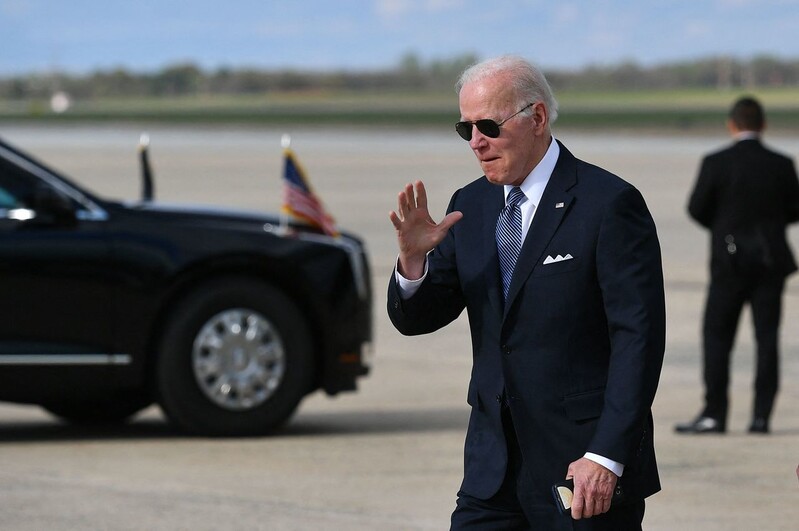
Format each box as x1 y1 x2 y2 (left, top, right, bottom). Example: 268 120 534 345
0 136 372 436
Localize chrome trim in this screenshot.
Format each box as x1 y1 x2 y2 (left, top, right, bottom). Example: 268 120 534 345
295 232 370 301
0 354 132 365
0 143 108 221
4 208 36 221
192 308 286 411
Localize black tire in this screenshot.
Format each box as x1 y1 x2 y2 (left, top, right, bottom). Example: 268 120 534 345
42 391 152 425
156 278 314 436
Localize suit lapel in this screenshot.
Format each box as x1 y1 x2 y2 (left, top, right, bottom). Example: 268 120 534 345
504 141 577 316
483 184 506 316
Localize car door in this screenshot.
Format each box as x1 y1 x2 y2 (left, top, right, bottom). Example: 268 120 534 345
0 150 117 362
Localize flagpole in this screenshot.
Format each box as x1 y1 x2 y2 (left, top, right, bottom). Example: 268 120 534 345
138 132 154 201
279 133 292 235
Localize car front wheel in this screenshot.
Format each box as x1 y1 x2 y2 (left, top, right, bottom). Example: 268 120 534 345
156 278 314 436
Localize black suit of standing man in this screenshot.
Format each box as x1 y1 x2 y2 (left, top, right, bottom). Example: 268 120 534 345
387 56 665 530
676 97 799 435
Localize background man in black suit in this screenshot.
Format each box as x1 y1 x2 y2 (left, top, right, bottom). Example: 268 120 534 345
388 56 665 530
677 97 799 435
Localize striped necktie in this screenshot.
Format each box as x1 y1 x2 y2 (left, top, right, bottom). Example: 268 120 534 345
496 186 527 300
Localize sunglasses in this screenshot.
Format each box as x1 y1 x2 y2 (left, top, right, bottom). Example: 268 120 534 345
455 103 535 141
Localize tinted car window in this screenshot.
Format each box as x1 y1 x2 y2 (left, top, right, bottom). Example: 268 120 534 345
0 158 36 208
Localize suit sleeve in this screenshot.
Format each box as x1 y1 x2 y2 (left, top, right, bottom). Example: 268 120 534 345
687 156 716 228
781 156 799 223
590 186 666 464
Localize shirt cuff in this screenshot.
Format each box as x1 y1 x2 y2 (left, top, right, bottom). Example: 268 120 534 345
584 452 624 477
394 255 428 299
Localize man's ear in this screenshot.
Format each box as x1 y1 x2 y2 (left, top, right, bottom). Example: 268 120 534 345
532 103 548 134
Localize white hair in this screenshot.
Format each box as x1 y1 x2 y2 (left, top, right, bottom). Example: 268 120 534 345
455 55 559 125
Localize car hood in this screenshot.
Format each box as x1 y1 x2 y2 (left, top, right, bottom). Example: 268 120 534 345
128 201 282 226
117 200 363 248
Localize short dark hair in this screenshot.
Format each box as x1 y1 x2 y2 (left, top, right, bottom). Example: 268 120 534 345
729 96 765 131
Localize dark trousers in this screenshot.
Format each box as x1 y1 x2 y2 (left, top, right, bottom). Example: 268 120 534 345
701 272 784 422
450 405 645 530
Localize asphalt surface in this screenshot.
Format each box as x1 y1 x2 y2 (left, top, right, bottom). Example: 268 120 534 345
0 124 797 530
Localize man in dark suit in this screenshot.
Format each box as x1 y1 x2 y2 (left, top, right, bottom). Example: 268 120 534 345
676 96 799 435
388 56 665 530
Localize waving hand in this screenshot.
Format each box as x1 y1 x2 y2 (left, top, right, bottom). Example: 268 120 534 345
389 180 463 279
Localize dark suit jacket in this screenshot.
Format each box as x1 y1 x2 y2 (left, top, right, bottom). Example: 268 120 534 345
688 138 799 278
388 141 666 507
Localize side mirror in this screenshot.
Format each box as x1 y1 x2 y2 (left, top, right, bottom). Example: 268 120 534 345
31 185 77 226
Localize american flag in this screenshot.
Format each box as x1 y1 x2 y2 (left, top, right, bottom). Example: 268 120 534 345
281 147 338 236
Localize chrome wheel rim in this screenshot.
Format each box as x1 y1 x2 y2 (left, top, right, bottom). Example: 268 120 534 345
192 309 285 411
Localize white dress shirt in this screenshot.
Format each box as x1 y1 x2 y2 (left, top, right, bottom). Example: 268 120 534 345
734 130 760 141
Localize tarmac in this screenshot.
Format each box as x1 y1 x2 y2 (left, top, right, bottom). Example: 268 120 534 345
0 124 797 530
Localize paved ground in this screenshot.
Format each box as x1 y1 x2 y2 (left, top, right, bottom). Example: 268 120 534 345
0 124 797 530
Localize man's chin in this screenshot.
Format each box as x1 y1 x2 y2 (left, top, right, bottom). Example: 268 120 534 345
485 174 510 186
481 163 515 185
482 168 503 183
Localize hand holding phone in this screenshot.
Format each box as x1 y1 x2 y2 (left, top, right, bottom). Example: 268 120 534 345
552 478 625 517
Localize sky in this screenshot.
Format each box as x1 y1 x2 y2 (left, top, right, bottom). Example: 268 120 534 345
2 0 799 76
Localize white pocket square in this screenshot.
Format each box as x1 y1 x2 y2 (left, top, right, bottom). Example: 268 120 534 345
543 253 573 265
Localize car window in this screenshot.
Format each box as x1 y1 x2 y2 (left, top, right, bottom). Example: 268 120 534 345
0 188 15 208
0 158 37 208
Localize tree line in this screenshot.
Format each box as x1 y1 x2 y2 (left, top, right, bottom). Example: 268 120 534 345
1 53 797 100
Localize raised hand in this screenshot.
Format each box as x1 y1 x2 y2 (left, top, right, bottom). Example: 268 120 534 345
389 180 463 279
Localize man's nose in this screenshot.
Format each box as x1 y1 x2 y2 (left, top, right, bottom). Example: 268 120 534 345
468 125 488 148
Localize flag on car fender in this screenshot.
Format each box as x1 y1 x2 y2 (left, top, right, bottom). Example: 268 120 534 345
281 146 338 237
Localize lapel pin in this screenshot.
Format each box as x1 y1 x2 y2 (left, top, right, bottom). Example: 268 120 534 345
555 202 564 208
